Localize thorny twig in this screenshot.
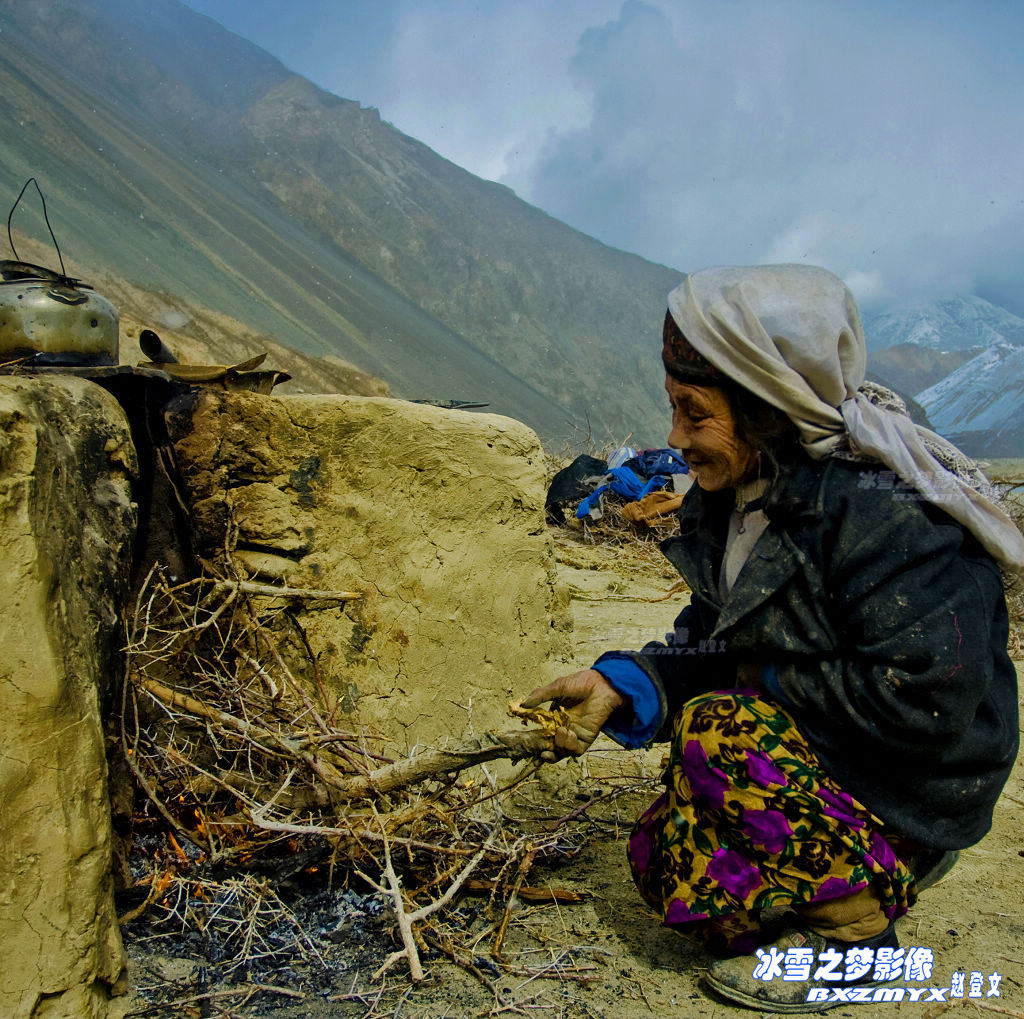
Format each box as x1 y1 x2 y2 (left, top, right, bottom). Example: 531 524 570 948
492 845 539 961
124 981 304 1017
356 806 493 982
119 563 616 1010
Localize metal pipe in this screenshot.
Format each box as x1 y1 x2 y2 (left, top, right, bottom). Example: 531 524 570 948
139 328 179 364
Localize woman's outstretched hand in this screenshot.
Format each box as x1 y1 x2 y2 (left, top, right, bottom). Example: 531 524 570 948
520 669 626 761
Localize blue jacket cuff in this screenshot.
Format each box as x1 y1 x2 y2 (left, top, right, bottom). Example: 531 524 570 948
592 653 661 748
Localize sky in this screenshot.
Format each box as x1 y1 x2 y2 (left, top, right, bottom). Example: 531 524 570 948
181 0 1024 316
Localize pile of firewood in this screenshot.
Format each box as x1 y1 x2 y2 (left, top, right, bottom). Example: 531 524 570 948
117 565 649 1016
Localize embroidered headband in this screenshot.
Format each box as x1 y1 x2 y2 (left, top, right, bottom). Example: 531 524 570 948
661 309 724 383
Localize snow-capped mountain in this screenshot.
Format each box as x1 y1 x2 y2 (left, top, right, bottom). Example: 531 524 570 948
863 296 1024 456
864 295 1024 353
918 344 1024 431
916 344 1024 457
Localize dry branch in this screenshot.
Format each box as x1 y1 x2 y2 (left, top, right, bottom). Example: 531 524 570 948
125 981 304 1016
492 845 538 960
358 808 493 982
135 673 555 803
332 729 554 799
118 563 601 1008
461 880 588 904
135 675 353 790
211 579 362 602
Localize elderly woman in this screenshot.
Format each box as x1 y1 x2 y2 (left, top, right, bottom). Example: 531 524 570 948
523 265 1022 1012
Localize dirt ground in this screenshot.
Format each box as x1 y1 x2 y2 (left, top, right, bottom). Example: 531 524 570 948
118 522 1024 1019
333 526 1024 1019
410 526 1024 1019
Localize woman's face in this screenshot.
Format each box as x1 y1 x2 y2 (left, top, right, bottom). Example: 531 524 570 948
665 375 758 492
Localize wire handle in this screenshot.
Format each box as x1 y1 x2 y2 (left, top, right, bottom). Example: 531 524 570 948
7 177 67 276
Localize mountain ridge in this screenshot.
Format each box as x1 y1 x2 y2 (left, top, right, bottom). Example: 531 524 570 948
916 344 1024 457
0 0 681 446
864 298 1024 455
864 295 1024 353
3 0 1022 453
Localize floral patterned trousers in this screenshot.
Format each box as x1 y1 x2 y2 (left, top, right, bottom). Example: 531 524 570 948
628 690 916 954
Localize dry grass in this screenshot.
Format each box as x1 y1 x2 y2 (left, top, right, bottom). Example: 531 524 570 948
543 443 686 581
117 564 653 1015
999 485 1024 658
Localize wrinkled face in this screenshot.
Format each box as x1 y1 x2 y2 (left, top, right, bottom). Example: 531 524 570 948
666 375 758 492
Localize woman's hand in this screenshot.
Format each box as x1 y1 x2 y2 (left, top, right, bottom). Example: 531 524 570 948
520 669 626 760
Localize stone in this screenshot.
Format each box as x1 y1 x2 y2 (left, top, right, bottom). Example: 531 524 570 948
168 390 572 749
0 376 136 1018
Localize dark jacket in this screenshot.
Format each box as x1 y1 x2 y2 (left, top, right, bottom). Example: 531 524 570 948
622 457 1018 851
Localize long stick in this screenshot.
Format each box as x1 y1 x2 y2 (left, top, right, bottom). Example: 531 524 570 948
335 729 554 799
492 846 538 960
211 579 362 602
138 676 554 799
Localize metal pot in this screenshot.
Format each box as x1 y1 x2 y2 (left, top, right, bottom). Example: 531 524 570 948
0 260 118 365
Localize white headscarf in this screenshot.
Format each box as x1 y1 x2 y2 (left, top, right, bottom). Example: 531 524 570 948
666 264 1024 577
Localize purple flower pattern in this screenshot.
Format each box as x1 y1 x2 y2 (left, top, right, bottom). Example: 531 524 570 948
628 690 915 953
706 848 763 899
665 897 708 924
868 831 898 872
628 826 654 873
810 875 863 903
681 739 730 808
818 786 865 829
741 808 793 854
745 749 788 789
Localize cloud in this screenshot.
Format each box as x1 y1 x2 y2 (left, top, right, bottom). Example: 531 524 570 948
365 0 620 182
504 0 1024 312
843 269 886 306
184 0 1024 314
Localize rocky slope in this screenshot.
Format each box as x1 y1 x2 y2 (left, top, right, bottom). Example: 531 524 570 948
866 345 976 399
864 295 1024 353
917 344 1024 457
0 0 680 445
864 296 1024 454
